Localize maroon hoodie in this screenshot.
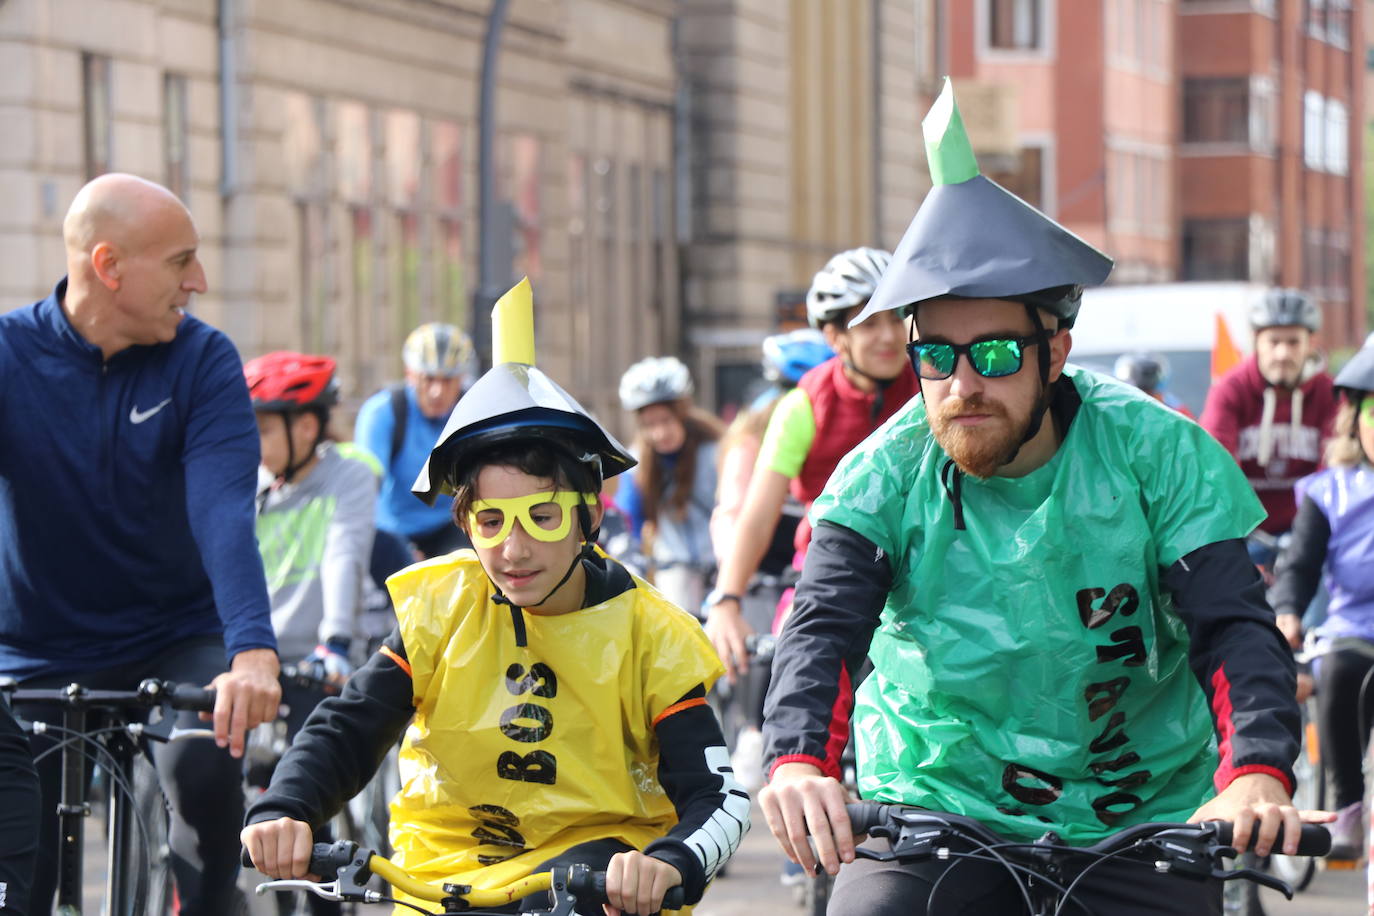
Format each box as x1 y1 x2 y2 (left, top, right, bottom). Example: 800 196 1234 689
1200 354 1338 533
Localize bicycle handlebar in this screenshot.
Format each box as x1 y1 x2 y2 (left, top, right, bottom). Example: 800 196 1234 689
844 802 1332 857
259 840 686 912
0 677 216 713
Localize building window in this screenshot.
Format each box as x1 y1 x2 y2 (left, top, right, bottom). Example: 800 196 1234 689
987 0 1043 51
431 121 465 329
1326 0 1350 47
986 145 1045 211
163 74 189 199
81 53 112 179
1306 0 1326 38
1303 90 1325 169
1182 78 1250 145
1182 219 1250 280
1325 99 1348 175
509 133 542 282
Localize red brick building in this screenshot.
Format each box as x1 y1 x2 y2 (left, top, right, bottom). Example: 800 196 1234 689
939 0 1365 346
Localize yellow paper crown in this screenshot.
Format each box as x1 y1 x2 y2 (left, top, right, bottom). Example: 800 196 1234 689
491 277 536 366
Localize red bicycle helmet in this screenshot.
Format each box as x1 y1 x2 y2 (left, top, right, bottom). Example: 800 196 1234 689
243 352 340 412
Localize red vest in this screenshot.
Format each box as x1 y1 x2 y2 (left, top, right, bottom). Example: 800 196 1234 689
790 356 919 553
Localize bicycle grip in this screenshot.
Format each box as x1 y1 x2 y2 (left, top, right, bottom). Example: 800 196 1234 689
845 801 891 835
571 870 686 912
1207 820 1331 856
239 841 355 875
167 682 216 712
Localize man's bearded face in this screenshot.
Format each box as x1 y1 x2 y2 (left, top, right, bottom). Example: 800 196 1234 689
930 391 1035 478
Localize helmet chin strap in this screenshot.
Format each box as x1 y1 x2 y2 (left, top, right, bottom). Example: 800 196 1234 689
277 411 325 485
842 359 899 421
1004 306 1055 464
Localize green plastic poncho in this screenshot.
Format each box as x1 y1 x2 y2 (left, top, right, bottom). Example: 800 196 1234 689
812 367 1265 844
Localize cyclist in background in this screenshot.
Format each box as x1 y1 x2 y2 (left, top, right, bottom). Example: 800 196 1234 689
1200 289 1338 570
355 322 476 558
710 329 832 791
617 356 724 613
1113 351 1194 418
246 352 379 915
706 247 918 678
246 352 377 702
242 284 747 916
760 83 1308 916
1271 341 1374 859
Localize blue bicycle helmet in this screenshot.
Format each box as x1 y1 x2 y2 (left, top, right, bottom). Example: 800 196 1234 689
762 329 834 385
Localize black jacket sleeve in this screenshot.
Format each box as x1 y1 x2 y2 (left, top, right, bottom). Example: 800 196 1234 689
643 685 750 904
761 520 890 780
245 628 415 829
1270 496 1331 618
1160 539 1300 792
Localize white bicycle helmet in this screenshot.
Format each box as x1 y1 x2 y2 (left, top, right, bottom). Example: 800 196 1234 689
1249 289 1321 334
403 323 477 378
805 247 893 329
619 357 694 411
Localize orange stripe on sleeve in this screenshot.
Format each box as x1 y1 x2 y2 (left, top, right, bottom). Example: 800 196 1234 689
652 696 707 728
379 645 412 678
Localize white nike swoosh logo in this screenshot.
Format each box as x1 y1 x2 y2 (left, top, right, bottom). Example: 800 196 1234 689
129 398 173 424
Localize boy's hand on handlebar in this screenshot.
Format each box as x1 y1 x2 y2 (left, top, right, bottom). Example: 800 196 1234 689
759 762 855 878
704 600 754 683
241 817 316 881
1188 772 1329 857
207 648 282 757
603 850 681 916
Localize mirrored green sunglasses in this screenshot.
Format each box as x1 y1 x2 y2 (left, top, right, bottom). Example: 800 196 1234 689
906 335 1042 380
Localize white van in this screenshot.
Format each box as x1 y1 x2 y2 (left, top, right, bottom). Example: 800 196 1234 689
1068 282 1262 416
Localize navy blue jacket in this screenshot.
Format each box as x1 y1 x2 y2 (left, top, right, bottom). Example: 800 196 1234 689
0 279 276 677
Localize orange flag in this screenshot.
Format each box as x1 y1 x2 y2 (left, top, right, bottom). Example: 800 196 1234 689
1211 312 1243 380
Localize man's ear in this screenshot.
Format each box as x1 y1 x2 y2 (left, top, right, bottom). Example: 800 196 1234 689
91 242 121 291
1047 329 1072 382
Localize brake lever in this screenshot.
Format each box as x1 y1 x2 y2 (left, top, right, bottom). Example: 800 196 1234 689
1139 831 1213 879
1214 865 1294 901
254 879 359 902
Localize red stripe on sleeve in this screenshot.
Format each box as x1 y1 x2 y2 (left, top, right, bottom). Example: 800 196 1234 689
820 664 855 781
1209 665 1237 790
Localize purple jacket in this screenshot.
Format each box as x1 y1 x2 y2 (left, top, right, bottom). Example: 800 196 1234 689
1291 466 1374 640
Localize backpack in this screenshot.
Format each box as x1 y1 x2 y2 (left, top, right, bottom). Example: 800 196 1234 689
387 384 407 466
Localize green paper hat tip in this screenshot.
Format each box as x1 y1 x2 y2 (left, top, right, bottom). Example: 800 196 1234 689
923 77 980 186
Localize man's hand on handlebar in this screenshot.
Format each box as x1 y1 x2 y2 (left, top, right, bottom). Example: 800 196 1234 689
1188 771 1333 857
602 850 682 916
242 816 317 881
758 761 855 879
207 647 282 758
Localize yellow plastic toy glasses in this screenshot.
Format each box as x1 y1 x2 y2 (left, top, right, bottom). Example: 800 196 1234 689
467 490 597 548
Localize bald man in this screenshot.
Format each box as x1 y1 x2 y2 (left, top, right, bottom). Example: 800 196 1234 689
0 174 280 914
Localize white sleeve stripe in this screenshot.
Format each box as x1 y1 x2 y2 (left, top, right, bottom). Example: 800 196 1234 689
680 745 751 878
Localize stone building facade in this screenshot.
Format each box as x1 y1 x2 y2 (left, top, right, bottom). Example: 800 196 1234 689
0 0 930 429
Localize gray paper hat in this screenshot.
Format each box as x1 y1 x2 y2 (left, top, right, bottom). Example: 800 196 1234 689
850 78 1114 329
1334 343 1374 396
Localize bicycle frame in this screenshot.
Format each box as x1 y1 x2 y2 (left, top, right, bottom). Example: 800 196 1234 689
0 678 214 916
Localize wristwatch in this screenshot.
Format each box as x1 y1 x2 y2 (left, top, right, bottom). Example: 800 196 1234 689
705 589 742 609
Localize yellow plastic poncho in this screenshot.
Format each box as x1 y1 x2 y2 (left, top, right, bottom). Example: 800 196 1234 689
385 551 723 908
